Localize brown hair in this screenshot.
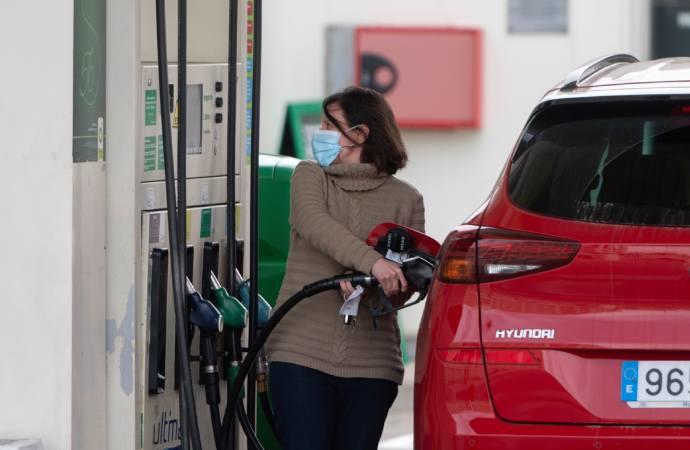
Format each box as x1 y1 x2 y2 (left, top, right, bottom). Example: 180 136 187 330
323 86 407 175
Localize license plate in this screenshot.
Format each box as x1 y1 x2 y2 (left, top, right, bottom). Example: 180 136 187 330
621 361 690 408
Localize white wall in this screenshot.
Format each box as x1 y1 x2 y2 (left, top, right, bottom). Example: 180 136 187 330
260 0 650 332
262 0 650 240
106 1 140 448
0 2 73 450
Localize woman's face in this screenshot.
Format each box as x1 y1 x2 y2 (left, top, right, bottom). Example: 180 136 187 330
321 103 364 165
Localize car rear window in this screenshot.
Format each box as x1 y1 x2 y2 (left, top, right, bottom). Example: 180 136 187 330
508 99 690 226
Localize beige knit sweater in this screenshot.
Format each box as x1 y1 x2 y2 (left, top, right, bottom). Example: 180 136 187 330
267 160 425 385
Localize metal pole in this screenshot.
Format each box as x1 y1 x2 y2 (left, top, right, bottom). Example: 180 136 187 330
225 0 240 448
247 0 263 444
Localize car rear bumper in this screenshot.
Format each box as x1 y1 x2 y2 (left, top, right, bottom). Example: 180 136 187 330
416 429 690 450
415 352 690 450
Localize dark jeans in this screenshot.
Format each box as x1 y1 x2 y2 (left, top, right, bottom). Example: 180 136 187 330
269 362 398 450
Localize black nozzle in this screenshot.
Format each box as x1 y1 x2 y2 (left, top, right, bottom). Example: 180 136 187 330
402 256 436 295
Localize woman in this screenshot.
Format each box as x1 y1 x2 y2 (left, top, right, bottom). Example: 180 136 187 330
267 86 425 450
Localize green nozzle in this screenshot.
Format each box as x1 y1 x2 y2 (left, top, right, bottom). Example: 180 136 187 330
209 272 248 329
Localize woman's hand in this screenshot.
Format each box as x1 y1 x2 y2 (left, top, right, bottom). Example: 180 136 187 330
339 280 355 300
371 258 407 297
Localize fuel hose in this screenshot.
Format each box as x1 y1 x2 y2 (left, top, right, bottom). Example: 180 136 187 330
154 0 202 448
220 273 378 450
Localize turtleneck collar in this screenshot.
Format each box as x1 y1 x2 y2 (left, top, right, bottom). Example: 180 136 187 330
322 163 388 191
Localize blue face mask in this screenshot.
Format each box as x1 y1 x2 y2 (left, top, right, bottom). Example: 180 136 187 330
311 125 361 167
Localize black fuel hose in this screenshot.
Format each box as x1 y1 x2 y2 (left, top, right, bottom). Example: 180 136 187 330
177 0 187 283
220 273 378 450
236 400 265 450
225 329 242 449
176 1 196 449
224 0 240 446
248 0 264 441
199 330 222 449
224 328 263 450
225 0 239 299
225 328 263 450
154 0 202 448
210 404 223 449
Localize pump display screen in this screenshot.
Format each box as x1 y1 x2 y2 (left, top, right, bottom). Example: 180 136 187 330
186 84 203 154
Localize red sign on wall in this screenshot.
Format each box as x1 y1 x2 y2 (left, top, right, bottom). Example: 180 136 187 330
355 27 482 129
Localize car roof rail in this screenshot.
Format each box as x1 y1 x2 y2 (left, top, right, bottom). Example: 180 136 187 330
560 54 639 91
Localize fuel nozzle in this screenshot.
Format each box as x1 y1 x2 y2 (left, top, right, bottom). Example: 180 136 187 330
186 277 224 408
209 271 248 329
235 269 272 328
186 277 223 334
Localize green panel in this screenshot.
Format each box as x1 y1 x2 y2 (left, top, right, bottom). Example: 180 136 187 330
279 101 323 159
257 154 300 450
257 401 280 450
257 155 299 305
144 136 156 172
145 90 158 126
73 0 106 162
200 208 213 238
157 134 165 170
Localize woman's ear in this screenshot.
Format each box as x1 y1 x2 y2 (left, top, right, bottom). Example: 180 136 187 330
353 124 370 145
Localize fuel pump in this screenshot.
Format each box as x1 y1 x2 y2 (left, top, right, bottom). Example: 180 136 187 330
152 0 441 448
102 0 251 446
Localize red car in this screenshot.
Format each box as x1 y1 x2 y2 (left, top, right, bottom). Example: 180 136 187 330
415 55 690 449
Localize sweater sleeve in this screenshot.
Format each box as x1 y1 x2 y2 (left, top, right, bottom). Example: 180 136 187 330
388 193 426 306
410 193 426 234
289 161 383 274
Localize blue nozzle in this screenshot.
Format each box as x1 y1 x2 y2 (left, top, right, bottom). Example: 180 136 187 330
186 278 223 333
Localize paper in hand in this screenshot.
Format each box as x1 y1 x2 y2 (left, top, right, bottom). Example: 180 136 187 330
339 285 364 317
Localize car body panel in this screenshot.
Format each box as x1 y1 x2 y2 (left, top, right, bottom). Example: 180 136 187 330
479 178 690 424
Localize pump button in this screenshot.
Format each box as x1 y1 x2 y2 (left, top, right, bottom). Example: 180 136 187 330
215 113 223 124
215 97 223 108
215 81 223 92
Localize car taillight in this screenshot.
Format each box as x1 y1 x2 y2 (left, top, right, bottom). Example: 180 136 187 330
437 349 482 364
436 349 541 365
438 225 479 283
484 349 541 365
438 226 580 284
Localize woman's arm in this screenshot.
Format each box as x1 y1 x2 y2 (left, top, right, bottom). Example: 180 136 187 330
290 161 383 274
410 194 425 234
387 193 426 304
